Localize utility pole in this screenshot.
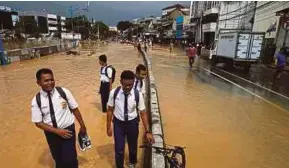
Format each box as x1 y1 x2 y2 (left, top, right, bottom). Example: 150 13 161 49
189 1 193 19
97 24 100 39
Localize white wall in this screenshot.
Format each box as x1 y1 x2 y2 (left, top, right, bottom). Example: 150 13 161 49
218 2 255 32
203 23 217 32
253 1 289 39
47 14 57 19
162 8 175 16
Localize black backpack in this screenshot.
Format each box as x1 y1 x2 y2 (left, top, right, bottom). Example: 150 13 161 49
113 86 140 122
36 87 68 111
105 65 116 83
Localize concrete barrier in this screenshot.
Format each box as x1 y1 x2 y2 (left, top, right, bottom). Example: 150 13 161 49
6 41 76 63
140 49 166 168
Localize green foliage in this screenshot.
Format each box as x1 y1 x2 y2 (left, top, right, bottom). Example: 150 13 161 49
117 21 133 32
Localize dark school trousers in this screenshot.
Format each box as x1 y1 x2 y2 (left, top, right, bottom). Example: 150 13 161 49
44 124 78 168
100 81 110 112
113 117 139 168
189 56 195 68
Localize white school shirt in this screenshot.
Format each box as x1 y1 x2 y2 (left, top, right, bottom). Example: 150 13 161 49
100 66 113 83
107 87 146 121
134 78 146 94
31 87 78 129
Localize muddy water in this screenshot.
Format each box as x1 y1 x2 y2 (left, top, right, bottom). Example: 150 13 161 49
149 47 289 168
0 44 145 168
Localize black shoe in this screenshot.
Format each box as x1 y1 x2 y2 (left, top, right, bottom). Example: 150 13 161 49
78 133 86 151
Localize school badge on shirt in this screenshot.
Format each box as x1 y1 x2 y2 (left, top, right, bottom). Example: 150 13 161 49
59 96 68 109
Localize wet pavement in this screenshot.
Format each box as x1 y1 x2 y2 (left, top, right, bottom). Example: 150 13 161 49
148 46 289 168
0 43 145 168
2 43 289 168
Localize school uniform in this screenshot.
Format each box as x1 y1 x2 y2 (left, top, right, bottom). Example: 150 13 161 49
100 65 113 112
134 78 146 97
31 87 79 168
107 87 146 168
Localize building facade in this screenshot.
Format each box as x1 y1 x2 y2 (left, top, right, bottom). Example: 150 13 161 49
202 1 220 47
18 11 48 34
189 1 219 45
253 1 289 63
217 1 256 36
47 14 58 33
0 6 18 30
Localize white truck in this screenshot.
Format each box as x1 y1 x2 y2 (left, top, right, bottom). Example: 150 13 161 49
211 32 265 71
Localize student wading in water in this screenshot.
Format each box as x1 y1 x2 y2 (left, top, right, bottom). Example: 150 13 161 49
99 54 116 112
134 64 147 98
31 68 88 168
106 70 155 168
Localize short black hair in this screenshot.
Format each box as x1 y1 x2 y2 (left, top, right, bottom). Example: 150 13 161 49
136 64 147 73
99 54 107 63
120 70 135 80
36 68 53 81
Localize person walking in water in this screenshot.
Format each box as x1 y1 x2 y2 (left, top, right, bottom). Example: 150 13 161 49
99 54 114 112
274 48 287 79
106 70 155 168
134 64 147 98
169 40 174 57
187 43 197 68
31 68 88 168
144 41 148 52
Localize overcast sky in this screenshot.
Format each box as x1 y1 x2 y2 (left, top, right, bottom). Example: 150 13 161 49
0 1 190 26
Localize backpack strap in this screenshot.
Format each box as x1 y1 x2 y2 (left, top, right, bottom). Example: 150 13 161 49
55 87 68 102
105 65 112 79
36 92 41 110
113 86 121 105
134 89 140 122
140 80 143 89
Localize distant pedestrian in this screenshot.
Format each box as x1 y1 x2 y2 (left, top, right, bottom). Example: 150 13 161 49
99 54 115 112
169 40 174 57
31 68 88 168
134 64 147 98
134 41 137 49
274 48 287 79
187 44 197 68
137 42 141 51
106 70 155 168
144 42 148 52
197 42 202 57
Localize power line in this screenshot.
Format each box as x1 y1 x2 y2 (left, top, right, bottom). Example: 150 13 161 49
219 1 276 22
219 1 255 17
254 15 276 23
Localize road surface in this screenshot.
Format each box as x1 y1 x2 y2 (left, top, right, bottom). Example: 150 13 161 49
0 44 144 168
149 46 289 168
1 43 289 168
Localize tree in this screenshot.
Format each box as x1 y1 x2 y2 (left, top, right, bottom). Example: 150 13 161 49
65 15 91 32
92 21 109 39
117 21 133 33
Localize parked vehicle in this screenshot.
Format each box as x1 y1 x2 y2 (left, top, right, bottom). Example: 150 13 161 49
211 32 265 71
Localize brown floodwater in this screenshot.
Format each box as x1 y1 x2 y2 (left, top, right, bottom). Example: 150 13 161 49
0 44 145 168
149 47 289 168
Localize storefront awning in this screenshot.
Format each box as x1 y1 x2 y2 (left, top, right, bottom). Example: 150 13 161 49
276 8 289 16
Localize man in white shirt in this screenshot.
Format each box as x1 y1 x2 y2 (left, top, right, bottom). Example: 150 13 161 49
106 70 155 168
31 68 87 168
134 64 147 98
99 54 113 112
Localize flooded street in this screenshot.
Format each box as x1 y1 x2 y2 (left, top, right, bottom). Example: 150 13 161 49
149 47 289 168
0 44 145 168
1 43 289 168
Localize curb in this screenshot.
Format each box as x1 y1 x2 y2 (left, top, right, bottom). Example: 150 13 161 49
140 49 166 168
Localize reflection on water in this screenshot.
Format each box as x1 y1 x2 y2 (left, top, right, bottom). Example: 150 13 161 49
0 44 144 168
150 48 289 168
